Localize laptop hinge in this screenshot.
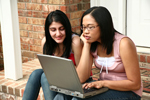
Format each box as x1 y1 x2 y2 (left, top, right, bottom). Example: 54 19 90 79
50 85 57 88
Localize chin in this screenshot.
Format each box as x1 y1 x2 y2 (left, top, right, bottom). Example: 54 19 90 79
87 40 93 43
55 40 64 43
56 41 63 44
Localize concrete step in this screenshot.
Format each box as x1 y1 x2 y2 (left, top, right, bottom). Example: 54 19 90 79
141 92 150 100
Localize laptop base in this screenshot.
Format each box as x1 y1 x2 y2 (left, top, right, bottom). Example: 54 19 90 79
50 86 108 98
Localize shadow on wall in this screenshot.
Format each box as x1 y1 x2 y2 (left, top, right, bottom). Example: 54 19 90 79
0 23 4 71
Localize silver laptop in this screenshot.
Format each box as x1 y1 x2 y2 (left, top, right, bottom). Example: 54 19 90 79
37 54 108 98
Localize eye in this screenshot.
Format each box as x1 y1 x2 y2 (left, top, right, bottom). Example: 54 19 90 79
59 27 65 31
82 26 86 30
88 26 94 30
49 28 56 32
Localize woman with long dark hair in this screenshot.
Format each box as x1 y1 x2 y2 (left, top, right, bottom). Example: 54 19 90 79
54 6 143 100
22 10 83 100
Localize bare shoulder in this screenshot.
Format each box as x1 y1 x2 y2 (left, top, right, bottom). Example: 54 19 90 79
72 35 83 47
72 35 83 65
119 37 137 56
120 37 136 50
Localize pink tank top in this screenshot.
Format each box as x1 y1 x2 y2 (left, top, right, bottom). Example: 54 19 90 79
92 32 143 97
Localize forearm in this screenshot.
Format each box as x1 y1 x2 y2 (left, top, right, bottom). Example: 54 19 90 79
102 80 141 91
76 44 92 83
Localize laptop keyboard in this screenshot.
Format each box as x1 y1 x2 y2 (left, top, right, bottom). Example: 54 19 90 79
83 88 99 93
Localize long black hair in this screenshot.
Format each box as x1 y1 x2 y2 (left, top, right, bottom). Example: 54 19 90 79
43 10 72 58
80 6 117 55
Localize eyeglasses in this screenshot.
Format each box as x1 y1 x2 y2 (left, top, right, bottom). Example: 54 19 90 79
81 25 99 31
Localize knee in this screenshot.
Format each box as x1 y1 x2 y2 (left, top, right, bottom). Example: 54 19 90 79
29 69 43 81
54 93 65 100
41 72 46 79
72 97 78 100
30 69 43 77
54 93 72 100
41 73 48 84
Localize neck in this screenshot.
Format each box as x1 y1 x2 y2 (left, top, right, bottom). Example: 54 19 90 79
54 43 65 57
97 39 101 43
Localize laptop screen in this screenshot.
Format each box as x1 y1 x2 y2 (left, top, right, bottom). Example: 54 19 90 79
37 54 84 93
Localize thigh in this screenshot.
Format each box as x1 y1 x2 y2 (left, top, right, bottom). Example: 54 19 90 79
72 89 141 100
41 73 58 100
28 69 44 82
25 69 44 88
54 93 72 100
22 69 44 100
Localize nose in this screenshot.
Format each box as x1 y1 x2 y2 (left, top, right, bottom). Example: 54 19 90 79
56 29 61 36
83 28 89 33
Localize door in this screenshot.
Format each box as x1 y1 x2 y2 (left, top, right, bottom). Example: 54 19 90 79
127 0 150 52
90 0 126 34
91 0 150 53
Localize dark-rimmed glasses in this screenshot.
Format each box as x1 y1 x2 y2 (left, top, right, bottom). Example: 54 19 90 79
81 25 99 31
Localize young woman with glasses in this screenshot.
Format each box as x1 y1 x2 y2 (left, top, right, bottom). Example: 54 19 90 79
54 6 143 100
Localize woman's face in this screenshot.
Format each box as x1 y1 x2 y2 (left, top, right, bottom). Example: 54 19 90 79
49 22 66 44
82 14 101 43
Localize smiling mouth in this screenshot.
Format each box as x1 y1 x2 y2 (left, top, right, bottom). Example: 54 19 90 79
56 37 63 40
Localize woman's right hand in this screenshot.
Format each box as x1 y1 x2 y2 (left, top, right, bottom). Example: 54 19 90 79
80 33 91 46
80 33 86 43
80 33 91 50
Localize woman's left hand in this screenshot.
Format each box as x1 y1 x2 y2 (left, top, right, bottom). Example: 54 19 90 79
82 81 103 89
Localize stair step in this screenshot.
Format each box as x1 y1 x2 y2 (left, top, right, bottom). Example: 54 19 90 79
142 92 150 100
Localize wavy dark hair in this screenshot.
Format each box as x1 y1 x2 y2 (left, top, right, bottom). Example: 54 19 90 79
80 6 118 55
43 10 72 58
